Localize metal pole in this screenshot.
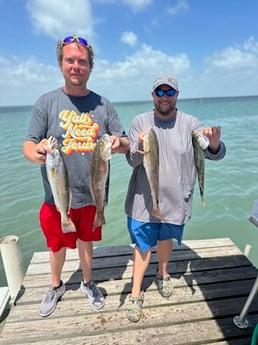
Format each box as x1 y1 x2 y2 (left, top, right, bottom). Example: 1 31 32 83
233 202 258 328
233 275 258 328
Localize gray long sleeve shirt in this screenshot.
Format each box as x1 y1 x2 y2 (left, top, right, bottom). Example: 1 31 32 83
124 110 226 225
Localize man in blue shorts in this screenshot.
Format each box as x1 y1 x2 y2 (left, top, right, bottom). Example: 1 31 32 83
124 74 226 322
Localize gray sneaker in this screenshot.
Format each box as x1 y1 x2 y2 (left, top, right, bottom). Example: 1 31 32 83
39 281 66 317
80 280 105 310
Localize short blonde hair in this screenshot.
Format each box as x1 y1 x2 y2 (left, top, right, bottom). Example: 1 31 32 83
56 36 94 68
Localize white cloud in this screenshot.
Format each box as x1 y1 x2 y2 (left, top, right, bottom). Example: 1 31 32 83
0 55 61 105
122 0 152 12
26 0 94 40
242 36 258 54
185 37 258 98
0 44 190 105
167 0 189 16
0 37 257 106
88 44 190 101
204 37 258 71
94 0 115 3
121 31 138 47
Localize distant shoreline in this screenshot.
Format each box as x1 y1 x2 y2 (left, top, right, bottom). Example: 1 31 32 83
0 94 257 109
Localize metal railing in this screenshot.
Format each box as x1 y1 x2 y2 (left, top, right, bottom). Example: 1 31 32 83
233 200 258 329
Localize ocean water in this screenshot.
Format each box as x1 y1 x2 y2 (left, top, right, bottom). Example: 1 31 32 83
1 96 258 287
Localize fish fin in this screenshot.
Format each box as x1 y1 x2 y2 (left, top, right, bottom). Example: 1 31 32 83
135 149 145 155
49 168 56 178
102 162 109 175
201 198 206 208
61 216 76 233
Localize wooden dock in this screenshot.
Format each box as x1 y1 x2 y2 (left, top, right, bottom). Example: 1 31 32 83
1 237 258 344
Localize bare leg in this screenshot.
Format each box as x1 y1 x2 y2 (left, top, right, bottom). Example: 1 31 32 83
49 247 66 287
131 246 152 297
156 239 173 276
77 239 93 283
39 248 66 317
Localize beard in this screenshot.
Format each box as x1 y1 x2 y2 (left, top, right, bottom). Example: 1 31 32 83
155 103 176 117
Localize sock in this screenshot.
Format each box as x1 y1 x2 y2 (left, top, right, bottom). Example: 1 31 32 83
53 280 63 289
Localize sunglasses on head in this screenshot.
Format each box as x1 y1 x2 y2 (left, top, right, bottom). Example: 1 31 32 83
154 89 177 97
59 35 88 47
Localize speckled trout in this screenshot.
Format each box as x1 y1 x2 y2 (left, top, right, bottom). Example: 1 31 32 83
143 128 165 221
192 130 209 208
46 136 76 233
90 134 112 231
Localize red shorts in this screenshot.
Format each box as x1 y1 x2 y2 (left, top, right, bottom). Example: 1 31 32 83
39 202 102 252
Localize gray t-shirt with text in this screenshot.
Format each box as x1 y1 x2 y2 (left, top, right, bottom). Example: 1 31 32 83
26 88 126 208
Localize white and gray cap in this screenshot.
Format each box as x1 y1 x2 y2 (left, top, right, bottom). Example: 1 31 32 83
152 74 179 91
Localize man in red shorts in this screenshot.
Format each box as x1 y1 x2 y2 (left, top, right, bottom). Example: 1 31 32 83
23 35 129 317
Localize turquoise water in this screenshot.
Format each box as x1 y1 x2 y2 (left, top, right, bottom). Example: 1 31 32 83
1 96 258 286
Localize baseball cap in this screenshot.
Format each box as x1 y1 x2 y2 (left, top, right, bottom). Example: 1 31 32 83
152 74 179 91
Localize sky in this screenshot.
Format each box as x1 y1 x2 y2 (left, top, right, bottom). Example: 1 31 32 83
0 0 258 106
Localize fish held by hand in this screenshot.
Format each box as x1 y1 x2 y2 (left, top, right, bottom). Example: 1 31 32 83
192 130 208 207
142 128 165 221
90 134 112 231
46 136 76 233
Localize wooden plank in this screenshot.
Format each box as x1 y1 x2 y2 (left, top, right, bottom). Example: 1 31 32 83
7 278 257 322
26 245 246 275
1 311 257 345
29 238 237 263
21 258 257 292
14 264 258 306
4 336 250 345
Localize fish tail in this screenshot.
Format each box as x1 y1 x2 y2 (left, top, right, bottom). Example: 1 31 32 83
201 198 206 208
153 207 165 221
61 215 76 233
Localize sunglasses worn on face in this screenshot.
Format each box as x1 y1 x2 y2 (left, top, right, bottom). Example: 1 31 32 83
60 35 88 47
154 89 177 97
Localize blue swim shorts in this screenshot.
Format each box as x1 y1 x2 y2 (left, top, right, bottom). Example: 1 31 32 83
127 217 185 252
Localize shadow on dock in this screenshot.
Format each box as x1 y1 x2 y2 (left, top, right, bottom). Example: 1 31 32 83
0 238 257 345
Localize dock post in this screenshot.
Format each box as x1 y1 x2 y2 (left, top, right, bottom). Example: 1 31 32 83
0 235 25 303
